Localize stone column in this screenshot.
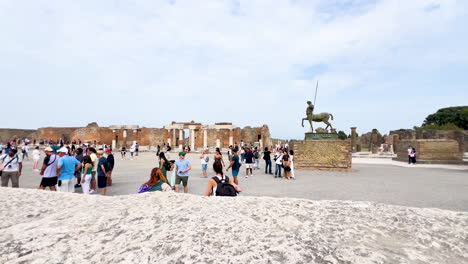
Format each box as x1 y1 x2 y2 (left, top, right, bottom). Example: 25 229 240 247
112 129 117 150
229 129 234 146
350 127 357 153
259 139 263 149
123 129 127 147
216 129 220 148
172 129 176 147
203 129 208 148
167 129 172 146
133 129 138 145
190 129 195 151
179 129 183 151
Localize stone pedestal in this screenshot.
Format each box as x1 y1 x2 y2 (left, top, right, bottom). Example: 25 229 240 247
305 132 339 140
292 139 352 171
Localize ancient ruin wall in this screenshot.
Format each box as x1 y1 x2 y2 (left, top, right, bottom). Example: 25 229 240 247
393 139 463 164
390 129 468 152
0 129 37 142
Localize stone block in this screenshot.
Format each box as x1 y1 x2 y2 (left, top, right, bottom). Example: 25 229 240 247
393 139 464 164
291 140 352 171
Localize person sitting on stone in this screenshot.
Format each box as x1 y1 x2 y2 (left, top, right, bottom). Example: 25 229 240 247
138 167 171 193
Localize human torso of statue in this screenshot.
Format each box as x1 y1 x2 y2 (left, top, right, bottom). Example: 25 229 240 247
306 104 314 116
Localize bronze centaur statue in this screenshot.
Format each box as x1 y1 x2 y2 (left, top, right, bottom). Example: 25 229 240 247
301 101 334 132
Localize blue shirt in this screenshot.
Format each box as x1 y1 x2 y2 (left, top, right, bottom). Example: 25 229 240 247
175 158 191 177
58 155 80 180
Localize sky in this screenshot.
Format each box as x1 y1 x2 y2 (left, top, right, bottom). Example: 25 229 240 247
0 0 467 139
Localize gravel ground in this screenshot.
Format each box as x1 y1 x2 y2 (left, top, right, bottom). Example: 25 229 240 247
12 152 468 211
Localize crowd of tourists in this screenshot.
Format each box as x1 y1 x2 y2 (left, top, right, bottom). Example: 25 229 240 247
0 141 115 195
137 142 294 197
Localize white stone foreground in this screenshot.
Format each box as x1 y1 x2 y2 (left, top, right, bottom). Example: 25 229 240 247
0 188 466 264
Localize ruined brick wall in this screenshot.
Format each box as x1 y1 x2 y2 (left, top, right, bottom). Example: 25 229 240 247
240 125 271 146
139 128 165 146
0 129 37 142
291 140 352 170
393 139 463 164
390 129 468 152
38 127 80 142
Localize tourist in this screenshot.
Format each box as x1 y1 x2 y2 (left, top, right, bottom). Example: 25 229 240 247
159 152 170 178
56 147 82 192
226 148 241 185
1 149 22 188
3 142 11 156
274 149 284 178
138 167 171 193
263 147 272 175
39 147 59 191
120 146 127 160
74 148 84 188
81 156 94 194
21 144 29 160
32 146 41 171
253 147 260 170
214 148 225 167
227 145 233 162
205 161 241 196
410 148 417 164
0 142 3 155
156 145 161 156
407 145 412 164
240 147 245 163
174 152 191 193
289 150 295 180
244 148 255 178
130 144 136 160
87 147 98 193
200 149 209 178
97 150 108 195
282 152 292 179
135 142 139 156
106 149 115 186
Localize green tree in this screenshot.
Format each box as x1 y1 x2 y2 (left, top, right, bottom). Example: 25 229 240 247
422 106 468 130
337 130 347 140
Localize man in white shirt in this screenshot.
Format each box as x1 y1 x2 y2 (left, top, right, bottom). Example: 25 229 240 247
1 149 23 187
407 145 412 164
274 149 284 178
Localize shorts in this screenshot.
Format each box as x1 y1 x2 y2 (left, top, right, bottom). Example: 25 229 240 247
232 169 239 177
40 177 58 187
98 176 107 188
175 175 188 186
245 163 253 169
201 164 208 171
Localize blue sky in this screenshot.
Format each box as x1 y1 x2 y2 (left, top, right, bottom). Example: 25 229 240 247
0 0 467 139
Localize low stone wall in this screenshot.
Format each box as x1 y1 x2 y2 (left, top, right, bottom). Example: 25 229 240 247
291 140 352 170
393 139 464 164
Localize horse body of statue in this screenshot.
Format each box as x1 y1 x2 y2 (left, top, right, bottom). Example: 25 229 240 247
301 101 334 132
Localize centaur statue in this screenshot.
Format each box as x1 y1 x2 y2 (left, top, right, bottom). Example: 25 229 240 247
301 101 334 132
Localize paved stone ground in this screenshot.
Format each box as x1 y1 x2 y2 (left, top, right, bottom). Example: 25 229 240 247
11 152 468 211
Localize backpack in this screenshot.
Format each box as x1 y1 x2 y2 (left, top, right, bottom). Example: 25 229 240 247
164 159 172 171
254 151 259 159
212 176 238 197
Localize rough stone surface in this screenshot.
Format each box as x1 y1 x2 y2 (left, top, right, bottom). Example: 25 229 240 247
292 140 352 170
0 188 466 264
393 139 464 164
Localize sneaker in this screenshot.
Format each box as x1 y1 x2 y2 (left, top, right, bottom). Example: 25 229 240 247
245 175 249 178
74 184 82 188
89 189 95 194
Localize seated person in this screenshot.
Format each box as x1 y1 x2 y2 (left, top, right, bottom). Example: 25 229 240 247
204 161 242 196
138 167 172 193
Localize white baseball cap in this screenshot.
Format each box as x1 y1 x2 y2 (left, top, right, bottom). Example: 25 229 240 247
58 147 68 153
